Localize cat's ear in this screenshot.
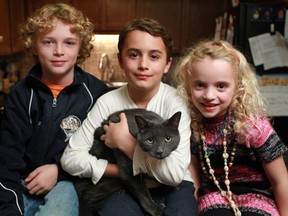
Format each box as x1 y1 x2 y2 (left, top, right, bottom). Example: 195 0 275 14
168 111 182 129
134 115 149 131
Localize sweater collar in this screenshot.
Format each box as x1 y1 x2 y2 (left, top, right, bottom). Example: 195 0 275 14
27 64 85 87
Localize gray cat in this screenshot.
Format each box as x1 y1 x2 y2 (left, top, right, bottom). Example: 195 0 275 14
75 108 181 216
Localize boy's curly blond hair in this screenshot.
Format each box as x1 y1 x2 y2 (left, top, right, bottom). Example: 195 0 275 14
19 3 94 64
174 39 267 141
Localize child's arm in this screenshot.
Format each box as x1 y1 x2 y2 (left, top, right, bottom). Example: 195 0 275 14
262 155 288 215
101 112 136 159
24 164 58 195
61 101 114 184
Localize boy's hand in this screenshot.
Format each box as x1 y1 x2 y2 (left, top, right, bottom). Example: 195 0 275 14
101 112 130 149
24 164 58 195
101 112 136 159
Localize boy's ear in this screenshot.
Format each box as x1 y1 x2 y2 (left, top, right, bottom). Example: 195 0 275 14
164 57 172 74
31 45 38 55
117 53 124 69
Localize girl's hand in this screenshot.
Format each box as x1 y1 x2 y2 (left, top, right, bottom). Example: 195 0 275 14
24 164 58 195
263 156 288 215
101 112 136 159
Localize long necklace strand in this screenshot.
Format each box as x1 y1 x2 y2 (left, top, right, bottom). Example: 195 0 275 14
199 120 241 216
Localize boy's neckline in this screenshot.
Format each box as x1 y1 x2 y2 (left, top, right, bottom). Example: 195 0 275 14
42 78 72 98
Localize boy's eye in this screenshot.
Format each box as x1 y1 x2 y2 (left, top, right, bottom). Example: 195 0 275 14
66 41 76 46
130 53 138 58
42 40 53 45
151 54 159 60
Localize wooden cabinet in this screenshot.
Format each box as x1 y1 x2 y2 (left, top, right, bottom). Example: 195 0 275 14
75 0 184 51
184 0 228 49
26 0 71 15
72 0 183 50
139 0 184 53
70 0 102 30
24 0 228 53
0 0 25 55
103 0 137 31
72 0 137 33
0 0 10 55
9 0 26 54
26 0 137 33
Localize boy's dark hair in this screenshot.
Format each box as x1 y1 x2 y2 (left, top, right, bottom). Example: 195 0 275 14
118 18 173 62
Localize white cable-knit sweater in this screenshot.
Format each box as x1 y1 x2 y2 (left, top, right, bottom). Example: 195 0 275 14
61 82 193 187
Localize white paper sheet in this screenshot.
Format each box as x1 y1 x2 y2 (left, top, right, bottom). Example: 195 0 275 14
285 10 288 39
248 32 288 70
260 85 288 116
248 33 270 66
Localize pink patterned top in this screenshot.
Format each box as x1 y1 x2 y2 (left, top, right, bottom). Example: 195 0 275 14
192 113 287 215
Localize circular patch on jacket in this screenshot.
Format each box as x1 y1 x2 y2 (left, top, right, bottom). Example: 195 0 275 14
60 115 81 142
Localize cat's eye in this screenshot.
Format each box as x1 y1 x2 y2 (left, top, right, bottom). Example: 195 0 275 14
165 136 172 143
147 138 154 144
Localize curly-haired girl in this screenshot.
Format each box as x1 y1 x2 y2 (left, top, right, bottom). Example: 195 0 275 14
175 39 288 216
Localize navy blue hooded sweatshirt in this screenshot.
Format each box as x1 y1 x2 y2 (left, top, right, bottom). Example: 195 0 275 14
0 64 109 215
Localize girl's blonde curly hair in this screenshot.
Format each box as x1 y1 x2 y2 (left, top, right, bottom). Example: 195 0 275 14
19 3 94 64
174 39 267 141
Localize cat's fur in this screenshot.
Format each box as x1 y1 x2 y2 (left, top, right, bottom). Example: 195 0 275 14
75 108 181 216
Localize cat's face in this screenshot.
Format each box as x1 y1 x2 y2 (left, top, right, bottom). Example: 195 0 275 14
135 112 181 159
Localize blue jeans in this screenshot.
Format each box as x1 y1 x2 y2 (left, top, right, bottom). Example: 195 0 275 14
97 180 198 216
23 181 79 216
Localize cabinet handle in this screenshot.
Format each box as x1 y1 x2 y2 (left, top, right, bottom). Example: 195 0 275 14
0 35 3 43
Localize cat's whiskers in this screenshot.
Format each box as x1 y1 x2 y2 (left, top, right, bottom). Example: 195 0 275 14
143 156 152 167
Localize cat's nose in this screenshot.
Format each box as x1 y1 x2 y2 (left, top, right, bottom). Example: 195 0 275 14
156 150 165 158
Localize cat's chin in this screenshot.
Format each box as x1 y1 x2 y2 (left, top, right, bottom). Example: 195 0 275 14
149 153 170 160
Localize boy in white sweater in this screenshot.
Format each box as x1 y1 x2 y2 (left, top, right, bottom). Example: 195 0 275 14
61 18 198 216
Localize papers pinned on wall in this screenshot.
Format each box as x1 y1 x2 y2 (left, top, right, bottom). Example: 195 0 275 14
248 31 288 70
258 74 288 116
260 85 288 116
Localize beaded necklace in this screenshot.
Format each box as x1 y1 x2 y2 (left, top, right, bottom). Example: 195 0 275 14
198 113 241 216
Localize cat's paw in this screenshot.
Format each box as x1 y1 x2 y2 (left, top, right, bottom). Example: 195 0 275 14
151 203 165 216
